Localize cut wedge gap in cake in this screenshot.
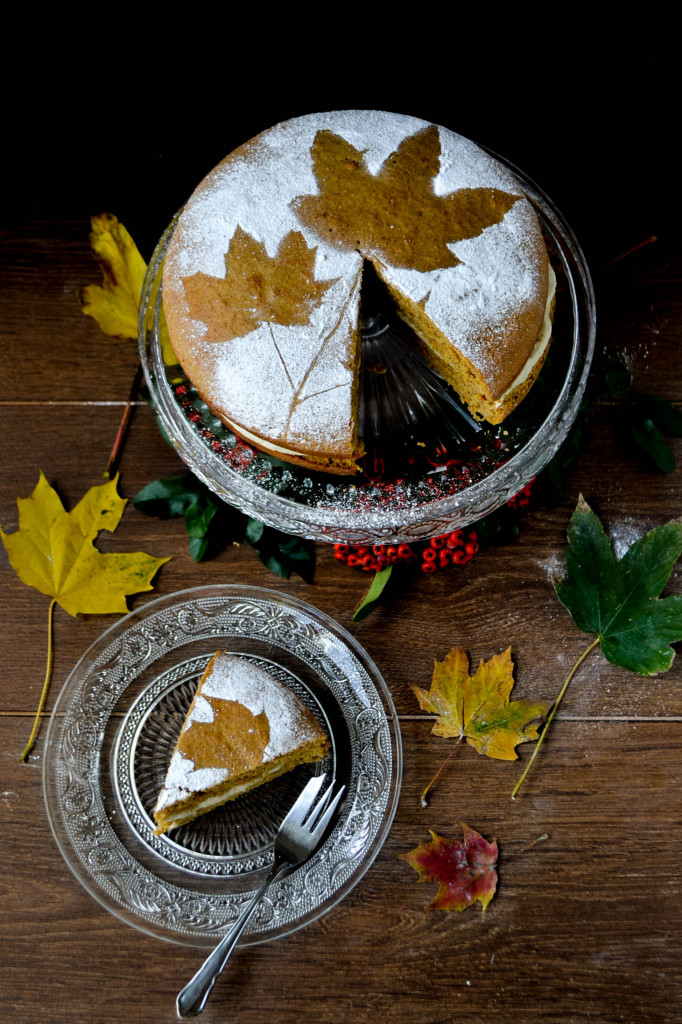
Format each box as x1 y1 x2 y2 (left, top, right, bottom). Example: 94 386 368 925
162 112 556 475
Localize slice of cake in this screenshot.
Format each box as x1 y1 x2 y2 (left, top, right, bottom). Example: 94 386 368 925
153 652 329 835
162 111 554 474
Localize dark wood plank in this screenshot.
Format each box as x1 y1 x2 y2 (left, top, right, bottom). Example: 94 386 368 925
1 402 681 722
0 221 142 402
4 717 680 1024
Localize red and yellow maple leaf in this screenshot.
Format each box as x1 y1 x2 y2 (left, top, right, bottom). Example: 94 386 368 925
182 226 338 342
411 646 549 761
400 823 498 911
292 126 518 273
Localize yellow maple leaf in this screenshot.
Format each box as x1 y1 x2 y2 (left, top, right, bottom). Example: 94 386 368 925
411 647 549 761
80 213 148 340
1 473 170 759
1 472 169 616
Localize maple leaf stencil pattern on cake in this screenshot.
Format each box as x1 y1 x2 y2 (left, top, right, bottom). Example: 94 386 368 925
292 125 518 272
162 112 545 464
182 227 339 343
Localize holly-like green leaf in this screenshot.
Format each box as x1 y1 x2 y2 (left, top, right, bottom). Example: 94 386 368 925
635 395 682 436
605 356 631 399
555 496 682 674
604 357 681 473
246 517 265 544
134 474 314 580
134 474 245 562
133 474 201 518
250 528 315 583
353 565 393 622
629 417 675 473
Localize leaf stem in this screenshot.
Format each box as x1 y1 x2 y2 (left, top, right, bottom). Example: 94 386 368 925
505 833 550 861
602 234 657 269
20 597 57 762
421 735 463 807
104 362 143 479
511 637 601 800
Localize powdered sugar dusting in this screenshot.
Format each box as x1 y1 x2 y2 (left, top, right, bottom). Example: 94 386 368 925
381 200 545 393
163 110 547 454
155 752 227 812
539 552 566 585
608 517 649 561
198 654 318 759
155 654 324 812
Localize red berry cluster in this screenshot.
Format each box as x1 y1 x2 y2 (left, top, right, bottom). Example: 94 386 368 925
506 477 535 509
174 384 203 424
334 529 479 575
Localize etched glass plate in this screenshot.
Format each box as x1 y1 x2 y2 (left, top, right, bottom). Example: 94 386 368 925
43 586 401 947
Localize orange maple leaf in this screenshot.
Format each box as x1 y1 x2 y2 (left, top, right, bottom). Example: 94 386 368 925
182 226 338 342
400 823 498 911
292 126 519 273
411 646 549 761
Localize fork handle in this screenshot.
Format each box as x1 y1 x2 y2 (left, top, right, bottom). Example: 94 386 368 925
176 860 285 1018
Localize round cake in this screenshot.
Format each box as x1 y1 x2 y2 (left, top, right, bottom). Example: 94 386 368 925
162 111 554 475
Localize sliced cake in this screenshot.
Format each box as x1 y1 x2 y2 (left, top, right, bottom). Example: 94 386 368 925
153 652 329 835
162 111 554 474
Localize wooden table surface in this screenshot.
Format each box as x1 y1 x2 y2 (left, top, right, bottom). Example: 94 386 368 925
2 62 679 1024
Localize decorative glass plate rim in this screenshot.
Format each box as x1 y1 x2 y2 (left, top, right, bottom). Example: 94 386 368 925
139 148 596 544
43 585 402 947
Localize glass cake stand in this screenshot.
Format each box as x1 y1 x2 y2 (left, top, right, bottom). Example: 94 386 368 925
139 154 595 544
43 586 401 946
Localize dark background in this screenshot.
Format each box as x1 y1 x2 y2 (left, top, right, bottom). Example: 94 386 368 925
5 42 670 270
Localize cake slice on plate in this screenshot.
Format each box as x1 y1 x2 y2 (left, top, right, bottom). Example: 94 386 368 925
153 651 329 835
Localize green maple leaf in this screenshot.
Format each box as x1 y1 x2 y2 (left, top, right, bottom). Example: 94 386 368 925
513 495 682 799
556 495 682 674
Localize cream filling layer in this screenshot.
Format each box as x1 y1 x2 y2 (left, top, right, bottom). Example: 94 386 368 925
220 417 357 463
493 264 556 407
157 761 286 828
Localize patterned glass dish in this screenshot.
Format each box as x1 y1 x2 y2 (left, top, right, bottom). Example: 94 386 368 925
139 153 595 544
43 586 401 947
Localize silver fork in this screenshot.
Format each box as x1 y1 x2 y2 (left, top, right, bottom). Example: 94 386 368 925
176 773 344 1018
